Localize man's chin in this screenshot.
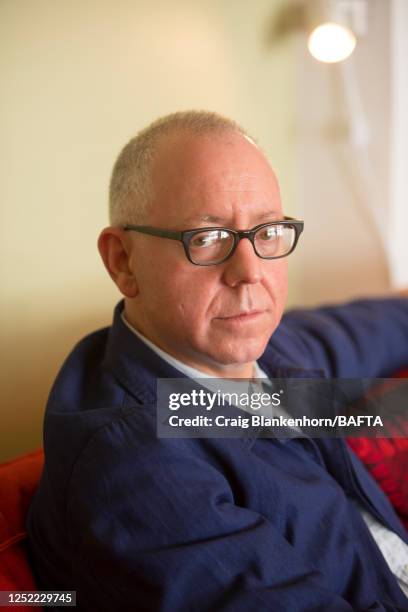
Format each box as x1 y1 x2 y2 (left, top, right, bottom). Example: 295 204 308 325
204 339 269 371
211 324 274 358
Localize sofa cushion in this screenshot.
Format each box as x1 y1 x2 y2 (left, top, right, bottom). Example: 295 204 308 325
0 448 44 593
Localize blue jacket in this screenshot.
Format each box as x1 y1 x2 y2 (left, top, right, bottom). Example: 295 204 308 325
27 298 408 611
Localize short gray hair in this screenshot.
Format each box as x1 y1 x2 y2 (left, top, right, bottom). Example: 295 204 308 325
109 110 253 225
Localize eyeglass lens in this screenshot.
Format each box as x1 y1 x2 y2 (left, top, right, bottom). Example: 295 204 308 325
188 225 296 265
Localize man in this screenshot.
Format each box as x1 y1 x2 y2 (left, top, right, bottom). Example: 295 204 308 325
28 111 408 610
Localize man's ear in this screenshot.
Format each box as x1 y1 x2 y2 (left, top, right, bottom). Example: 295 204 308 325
97 227 139 297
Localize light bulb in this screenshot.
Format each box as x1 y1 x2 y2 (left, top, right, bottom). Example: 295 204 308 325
308 22 356 63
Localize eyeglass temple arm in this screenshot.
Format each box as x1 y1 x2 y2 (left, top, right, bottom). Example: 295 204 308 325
123 225 182 240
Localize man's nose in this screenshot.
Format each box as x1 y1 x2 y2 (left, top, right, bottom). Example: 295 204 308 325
222 237 263 287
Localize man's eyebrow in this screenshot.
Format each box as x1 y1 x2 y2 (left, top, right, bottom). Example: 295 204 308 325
252 210 281 222
183 211 281 225
183 214 225 224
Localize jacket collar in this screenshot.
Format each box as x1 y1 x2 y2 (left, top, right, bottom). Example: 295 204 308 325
102 301 184 405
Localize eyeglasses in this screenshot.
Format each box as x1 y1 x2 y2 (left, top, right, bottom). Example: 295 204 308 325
123 216 304 266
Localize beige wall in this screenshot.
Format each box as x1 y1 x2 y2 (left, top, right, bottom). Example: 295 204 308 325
1 0 296 461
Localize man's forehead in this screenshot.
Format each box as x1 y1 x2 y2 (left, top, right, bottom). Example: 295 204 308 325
180 171 278 192
181 167 280 207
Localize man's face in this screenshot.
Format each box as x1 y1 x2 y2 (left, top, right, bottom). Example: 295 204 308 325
125 132 288 375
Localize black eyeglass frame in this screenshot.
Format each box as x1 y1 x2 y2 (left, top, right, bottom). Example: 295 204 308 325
123 216 304 266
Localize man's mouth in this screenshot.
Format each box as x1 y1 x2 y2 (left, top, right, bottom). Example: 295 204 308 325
214 310 264 323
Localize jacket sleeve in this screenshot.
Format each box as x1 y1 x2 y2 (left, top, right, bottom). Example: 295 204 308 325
66 420 394 612
276 297 408 377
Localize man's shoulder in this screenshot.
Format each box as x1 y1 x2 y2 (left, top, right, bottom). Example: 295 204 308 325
41 313 203 495
46 324 117 413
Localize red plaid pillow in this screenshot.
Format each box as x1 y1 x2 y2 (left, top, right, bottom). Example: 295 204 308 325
347 368 408 530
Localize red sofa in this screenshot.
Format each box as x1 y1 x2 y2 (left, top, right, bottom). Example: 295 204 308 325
0 449 44 611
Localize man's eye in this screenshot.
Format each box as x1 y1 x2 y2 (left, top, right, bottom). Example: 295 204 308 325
258 226 282 241
191 231 229 248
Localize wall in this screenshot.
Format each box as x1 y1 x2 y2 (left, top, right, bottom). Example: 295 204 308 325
388 0 408 288
0 0 296 460
294 0 393 306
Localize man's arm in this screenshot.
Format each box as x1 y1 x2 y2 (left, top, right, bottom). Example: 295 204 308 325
66 423 395 612
274 297 408 377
